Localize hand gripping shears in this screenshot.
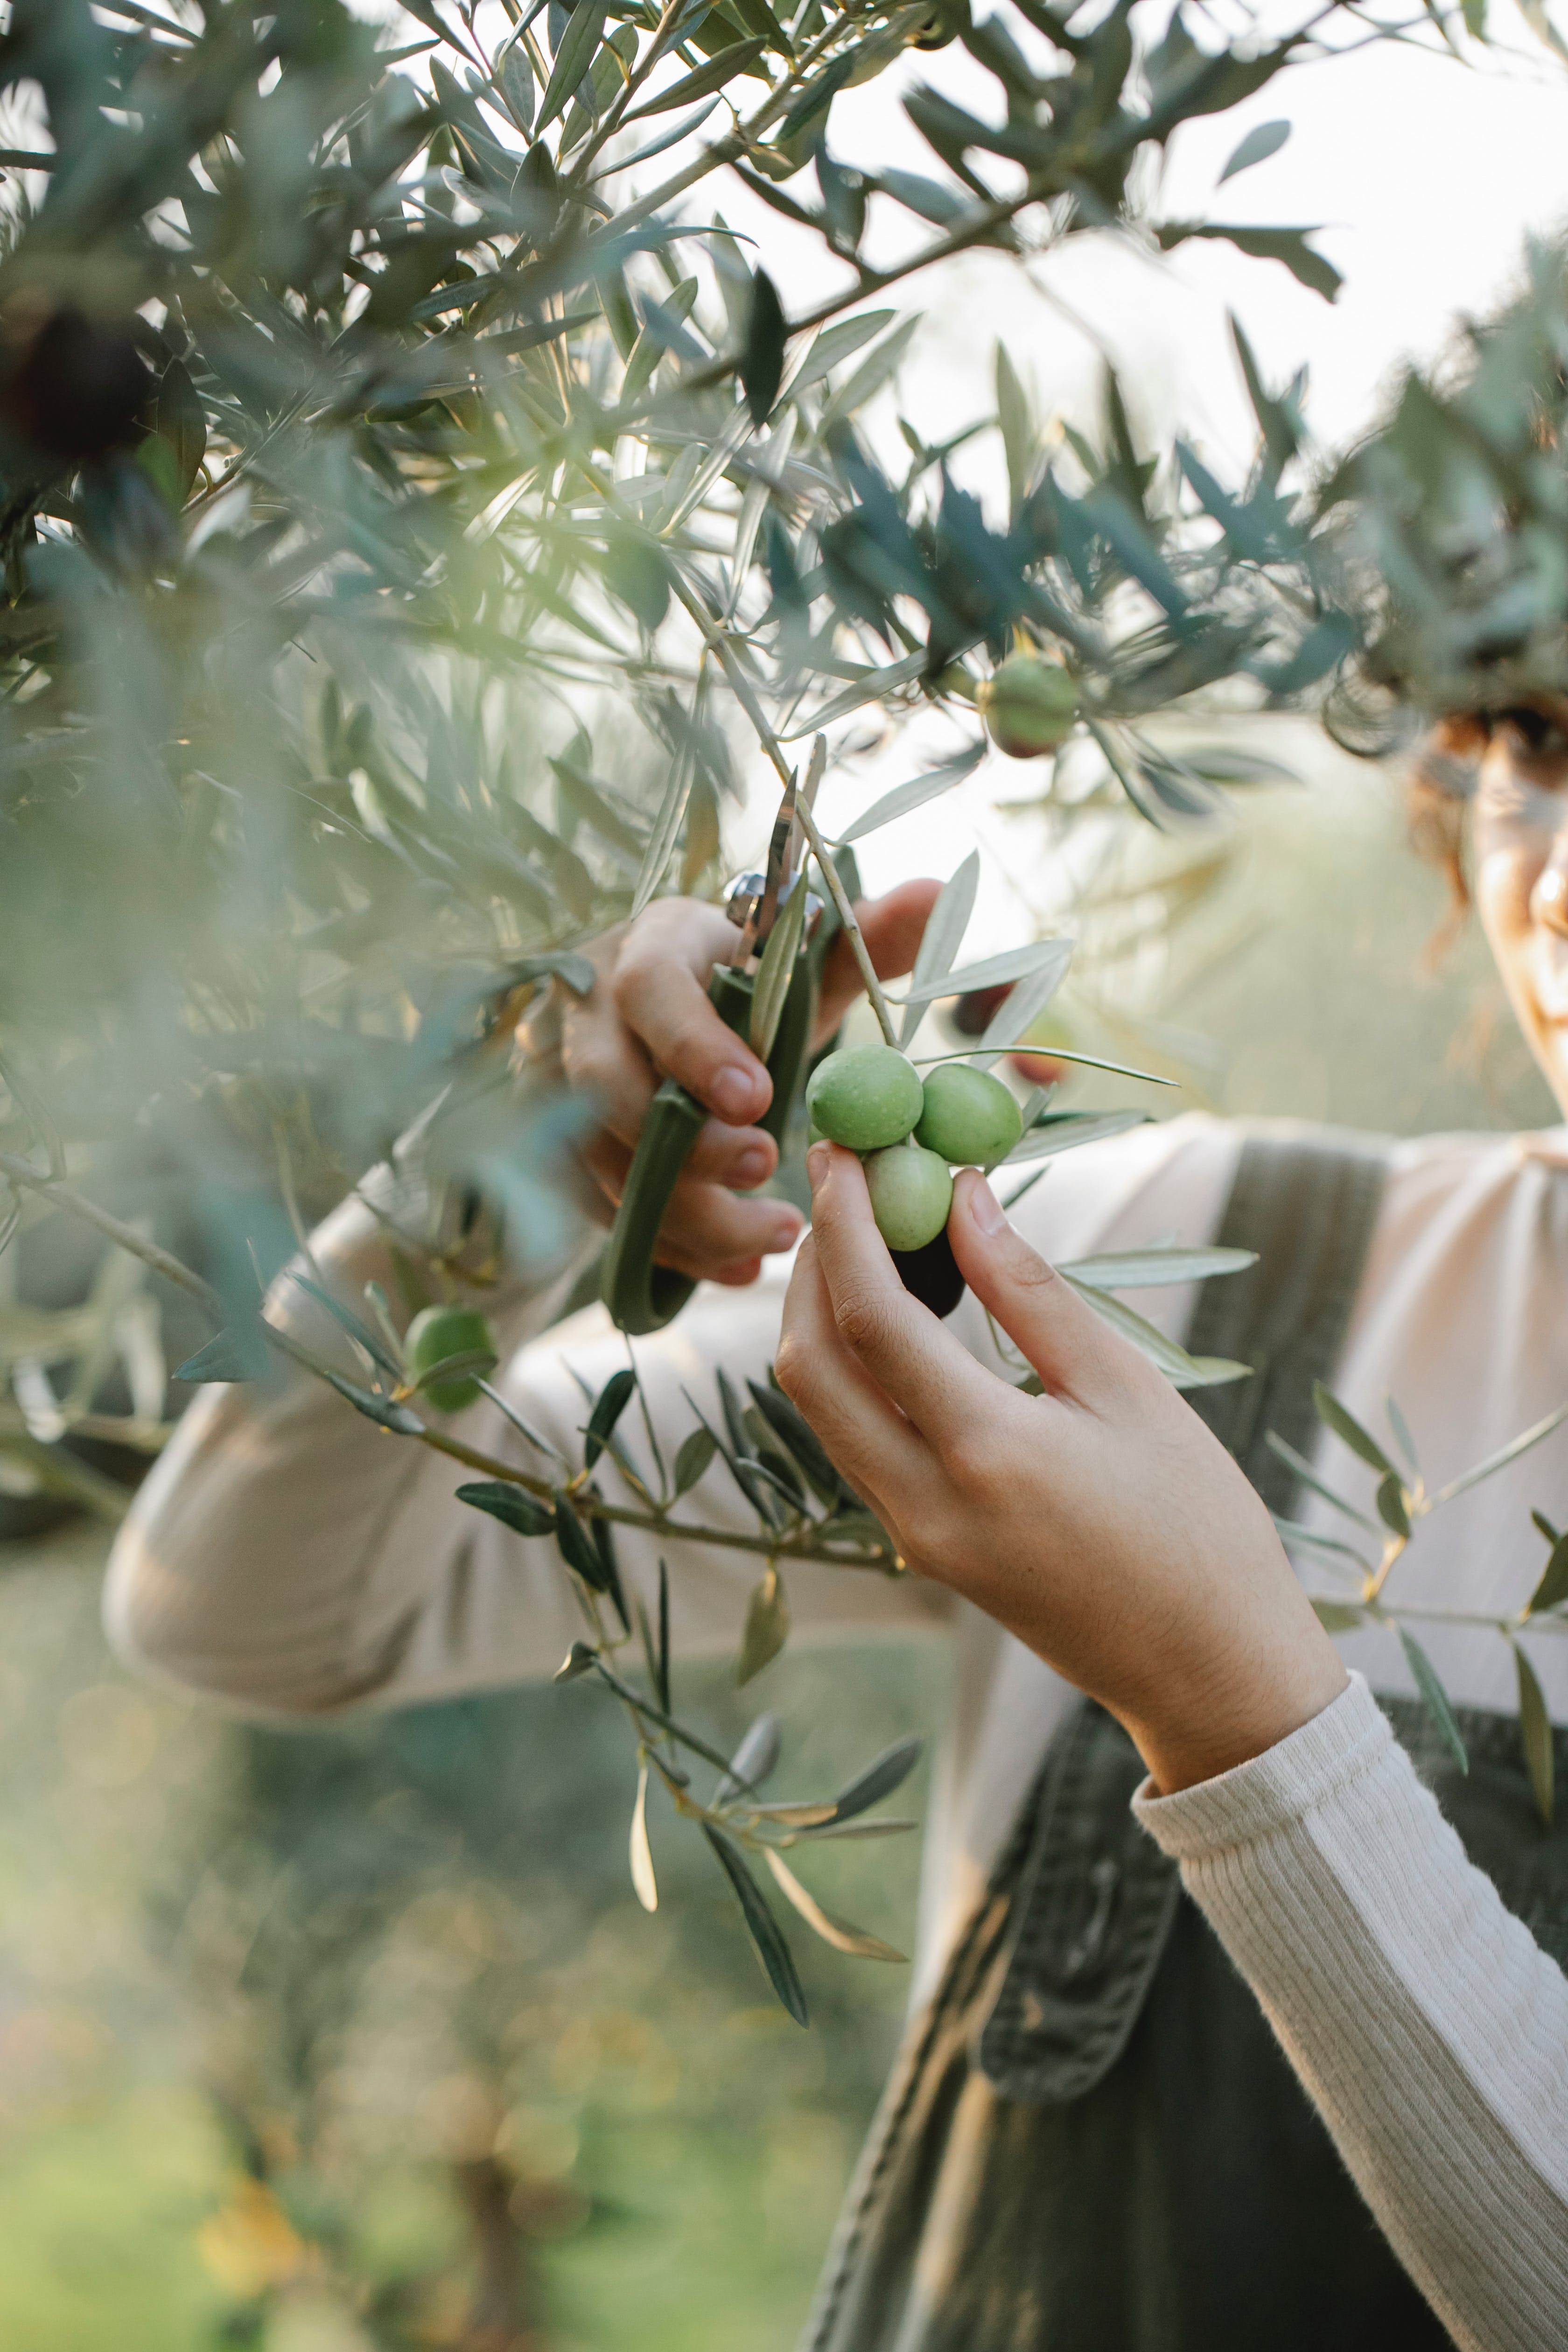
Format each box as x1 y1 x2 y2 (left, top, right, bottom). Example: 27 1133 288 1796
602 756 839 1337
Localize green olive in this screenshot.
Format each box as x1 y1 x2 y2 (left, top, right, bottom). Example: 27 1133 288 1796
977 653 1077 759
406 1304 497 1414
915 1063 1023 1167
805 1043 924 1152
865 1142 953 1252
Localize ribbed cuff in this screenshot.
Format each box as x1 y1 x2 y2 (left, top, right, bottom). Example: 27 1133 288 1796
1131 1671 1390 1860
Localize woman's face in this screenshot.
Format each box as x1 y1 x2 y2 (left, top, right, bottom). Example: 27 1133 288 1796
1474 709 1568 1120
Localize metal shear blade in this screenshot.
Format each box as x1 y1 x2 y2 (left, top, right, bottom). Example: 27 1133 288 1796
736 770 798 966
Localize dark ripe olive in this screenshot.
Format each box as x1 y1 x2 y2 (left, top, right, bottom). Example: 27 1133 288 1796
889 1226 966 1317
805 1043 924 1152
0 301 153 462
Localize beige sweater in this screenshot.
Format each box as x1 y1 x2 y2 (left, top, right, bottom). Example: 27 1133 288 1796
105 1113 1568 2349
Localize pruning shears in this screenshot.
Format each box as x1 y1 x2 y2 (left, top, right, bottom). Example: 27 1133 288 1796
603 756 839 1337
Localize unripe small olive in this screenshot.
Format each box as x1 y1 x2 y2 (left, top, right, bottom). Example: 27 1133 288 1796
407 1304 497 1414
805 1043 924 1152
865 1142 953 1252
916 1062 1023 1166
978 653 1077 759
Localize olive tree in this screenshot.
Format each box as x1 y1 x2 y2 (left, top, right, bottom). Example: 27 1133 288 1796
6 0 1551 2026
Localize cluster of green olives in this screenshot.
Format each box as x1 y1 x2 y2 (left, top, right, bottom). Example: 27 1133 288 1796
804 1043 1023 1251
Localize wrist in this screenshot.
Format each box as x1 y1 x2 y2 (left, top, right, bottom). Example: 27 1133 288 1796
1122 1629 1350 1797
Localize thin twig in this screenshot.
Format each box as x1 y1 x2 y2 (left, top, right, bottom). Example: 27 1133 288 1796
0 1151 222 1316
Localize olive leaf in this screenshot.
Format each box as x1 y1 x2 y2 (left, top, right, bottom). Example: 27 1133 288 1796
554 1493 619 1603
288 1273 404 1380
672 1423 718 1496
1434 1401 1568 1504
898 937 1071 1010
1263 1432 1380 1532
1063 1277 1248 1391
763 1850 906 1961
785 310 896 394
737 1564 790 1685
630 1764 658 1912
1218 118 1290 185
1514 1642 1554 1826
819 315 922 431
1312 1382 1399 1480
827 1734 922 1823
1064 1245 1258 1290
409 1346 497 1395
175 1324 269 1382
1311 1600 1366 1632
536 0 606 128
901 850 978 1045
1400 1630 1468 1775
747 1378 845 1508
320 1371 426 1435
1273 1516 1376 1575
836 741 986 846
781 651 929 741
455 1479 557 1538
748 862 809 1062
1385 1395 1421 1476
1155 222 1342 303
969 958 1078 1071
702 1825 808 2026
583 1367 636 1469
998 1110 1148 1168
1528 1532 1568 1616
740 267 788 426
995 341 1035 514
717 1713 782 1803
1374 1472 1411 1540
626 35 768 120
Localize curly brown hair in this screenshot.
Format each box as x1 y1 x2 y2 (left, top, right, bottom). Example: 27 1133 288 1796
1407 715 1484 915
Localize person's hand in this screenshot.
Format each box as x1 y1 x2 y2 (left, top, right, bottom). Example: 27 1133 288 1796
776 1146 1348 1794
527 882 938 1288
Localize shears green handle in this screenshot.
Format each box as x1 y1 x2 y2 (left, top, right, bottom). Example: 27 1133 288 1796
602 945 819 1336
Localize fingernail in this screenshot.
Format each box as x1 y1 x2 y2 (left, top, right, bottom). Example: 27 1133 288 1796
806 1141 830 1191
712 1066 760 1120
970 1178 1007 1235
769 1211 803 1252
734 1145 770 1188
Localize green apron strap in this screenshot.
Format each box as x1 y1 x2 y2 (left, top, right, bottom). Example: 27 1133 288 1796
1183 1128 1389 1507
976 1129 1388 2104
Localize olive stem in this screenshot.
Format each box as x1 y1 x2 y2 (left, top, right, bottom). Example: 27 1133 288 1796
792 768 900 1048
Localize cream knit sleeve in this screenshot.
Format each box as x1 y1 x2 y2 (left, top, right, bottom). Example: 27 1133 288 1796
104 1185 938 1720
1134 1673 1568 2352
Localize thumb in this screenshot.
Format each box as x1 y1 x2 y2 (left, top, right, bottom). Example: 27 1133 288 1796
947 1168 1128 1401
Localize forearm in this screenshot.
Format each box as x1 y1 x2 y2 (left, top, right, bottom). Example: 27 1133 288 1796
1135 1675 1568 2352
104 1170 596 1715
